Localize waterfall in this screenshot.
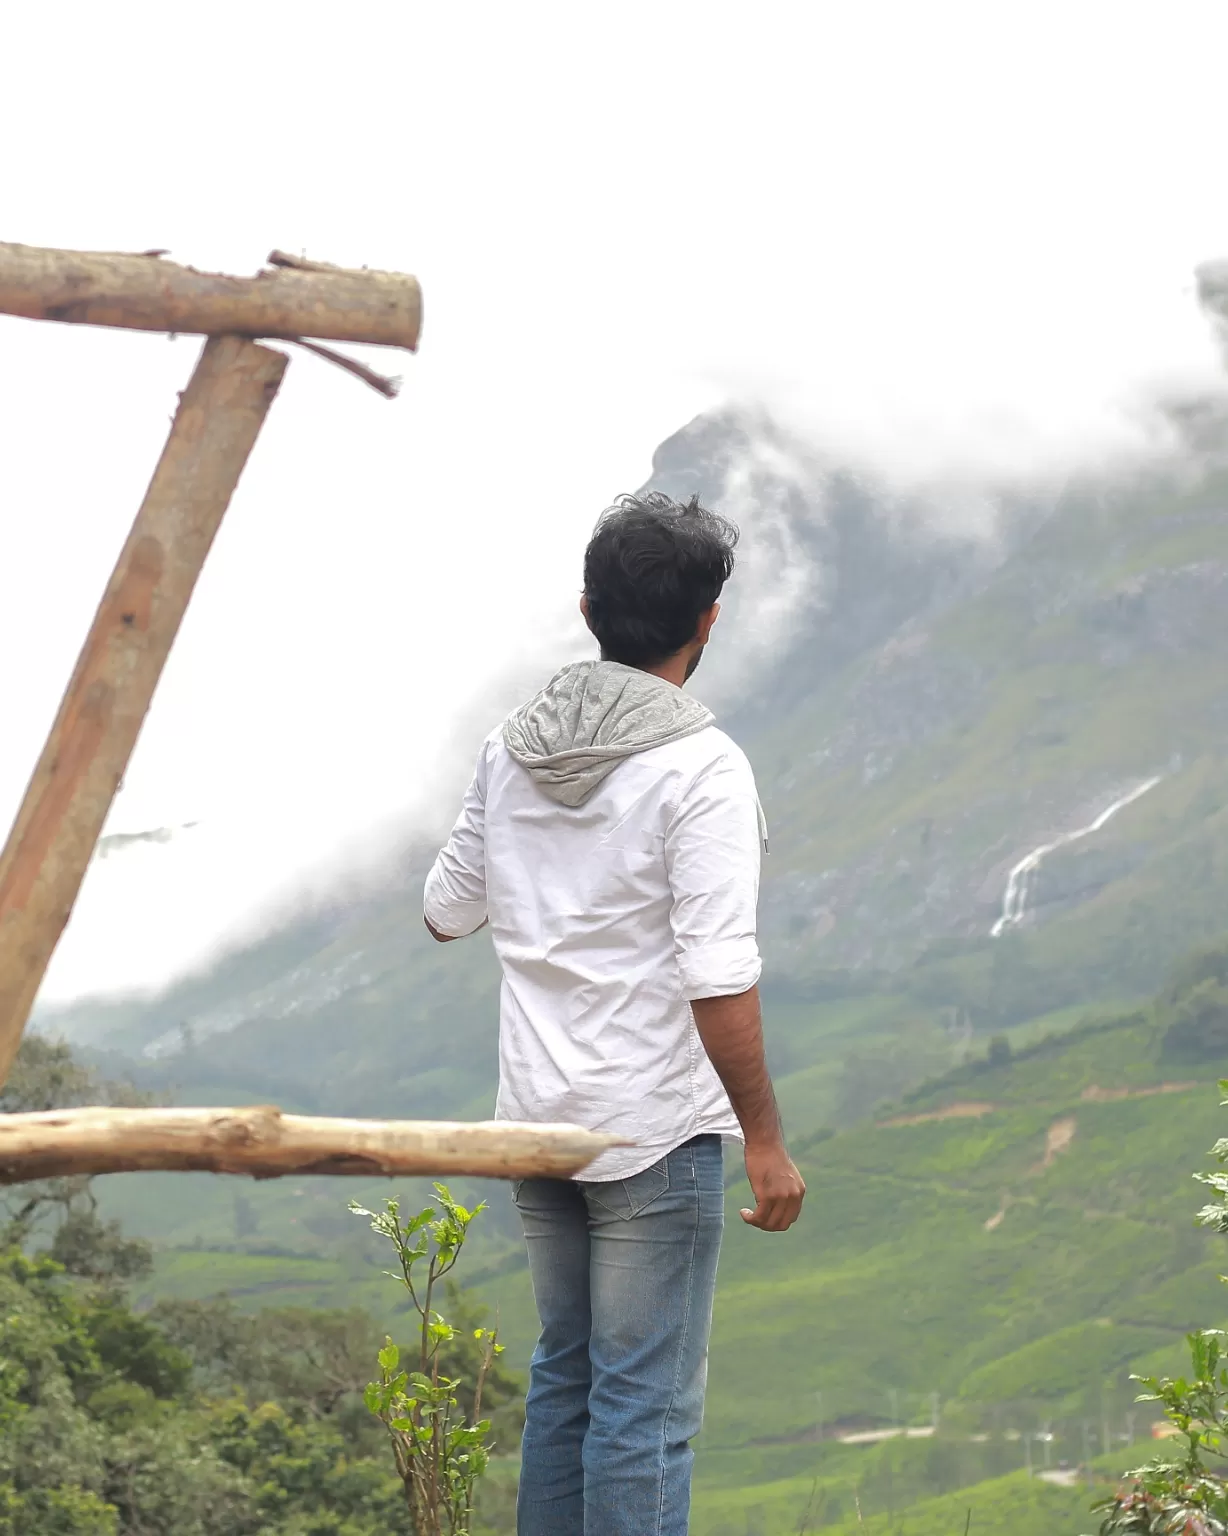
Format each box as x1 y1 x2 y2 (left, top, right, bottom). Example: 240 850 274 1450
990 777 1162 938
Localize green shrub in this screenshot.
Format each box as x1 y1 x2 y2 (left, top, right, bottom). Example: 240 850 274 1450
351 1187 504 1535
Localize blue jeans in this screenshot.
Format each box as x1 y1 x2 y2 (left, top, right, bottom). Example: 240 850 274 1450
512 1134 725 1536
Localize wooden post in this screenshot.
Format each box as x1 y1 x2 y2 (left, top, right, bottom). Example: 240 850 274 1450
0 1107 622 1183
0 336 288 1085
0 246 609 1188
0 243 422 350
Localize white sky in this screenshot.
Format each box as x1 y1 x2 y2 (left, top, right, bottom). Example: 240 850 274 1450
4 0 1228 1000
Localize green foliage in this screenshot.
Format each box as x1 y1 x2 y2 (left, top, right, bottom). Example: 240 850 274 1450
1165 942 1228 1000
77 994 1228 1534
151 1293 386 1417
82 1292 192 1399
1195 1081 1228 1238
1089 1082 1228 1533
0 1483 119 1536
1 1038 154 1281
0 1030 523 1536
0 1246 409 1534
28 454 1228 1533
46 1208 154 1286
351 1189 503 1535
1092 1330 1228 1533
1164 978 1228 1062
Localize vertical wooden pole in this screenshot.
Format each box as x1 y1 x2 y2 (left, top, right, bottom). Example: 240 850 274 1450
0 336 288 1084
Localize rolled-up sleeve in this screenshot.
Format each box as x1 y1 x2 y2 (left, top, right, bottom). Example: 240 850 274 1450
664 748 763 1000
423 744 490 938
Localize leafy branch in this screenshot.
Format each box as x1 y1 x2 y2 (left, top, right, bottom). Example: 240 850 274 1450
1090 1077 1228 1535
350 1186 502 1536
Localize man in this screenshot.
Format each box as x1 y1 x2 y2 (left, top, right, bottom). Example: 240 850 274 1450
423 491 805 1536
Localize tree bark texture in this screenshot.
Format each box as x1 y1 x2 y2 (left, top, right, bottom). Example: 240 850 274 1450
0 336 288 1086
0 1106 620 1182
0 242 422 350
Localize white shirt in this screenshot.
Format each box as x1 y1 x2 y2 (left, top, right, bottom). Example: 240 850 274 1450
423 724 763 1180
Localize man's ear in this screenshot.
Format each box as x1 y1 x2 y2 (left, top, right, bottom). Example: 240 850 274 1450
695 602 720 645
580 594 595 635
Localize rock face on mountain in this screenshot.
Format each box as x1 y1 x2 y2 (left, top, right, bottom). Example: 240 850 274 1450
751 467 1228 989
37 409 1228 1118
645 410 1001 725
645 413 1228 993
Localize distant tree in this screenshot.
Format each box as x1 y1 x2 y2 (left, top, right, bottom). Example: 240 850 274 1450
0 1036 521 1534
231 1191 259 1241
834 1040 946 1125
1 1039 153 1281
1164 940 1228 1000
0 1241 413 1534
987 1035 1013 1068
152 1289 521 1435
1161 978 1228 1062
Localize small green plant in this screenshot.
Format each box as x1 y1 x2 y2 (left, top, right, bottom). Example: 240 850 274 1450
1089 1329 1228 1533
1090 1081 1228 1534
350 1187 503 1536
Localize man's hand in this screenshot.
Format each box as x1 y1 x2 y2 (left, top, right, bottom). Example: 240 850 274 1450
741 1141 806 1232
690 985 806 1235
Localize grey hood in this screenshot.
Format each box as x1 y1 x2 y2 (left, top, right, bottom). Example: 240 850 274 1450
503 660 715 807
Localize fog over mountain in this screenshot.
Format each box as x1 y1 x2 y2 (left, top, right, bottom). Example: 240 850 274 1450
32 405 1012 1006
35 330 1228 1096
35 329 1228 1014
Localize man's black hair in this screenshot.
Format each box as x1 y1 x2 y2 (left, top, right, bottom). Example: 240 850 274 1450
583 492 739 667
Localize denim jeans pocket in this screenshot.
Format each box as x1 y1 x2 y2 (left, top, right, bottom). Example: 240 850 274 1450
588 1158 670 1220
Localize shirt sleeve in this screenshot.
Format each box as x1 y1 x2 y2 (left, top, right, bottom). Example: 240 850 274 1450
423 743 490 938
664 746 763 1000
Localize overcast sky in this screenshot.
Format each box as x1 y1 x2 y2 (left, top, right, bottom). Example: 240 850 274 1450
4 1 1228 1000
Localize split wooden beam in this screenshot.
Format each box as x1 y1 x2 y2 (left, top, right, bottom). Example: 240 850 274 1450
0 242 422 350
0 244 613 1191
0 1108 620 1183
0 335 288 1084
0 240 423 1091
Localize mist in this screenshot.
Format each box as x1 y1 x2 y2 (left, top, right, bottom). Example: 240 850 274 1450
5 0 1228 1003
34 353 1228 1009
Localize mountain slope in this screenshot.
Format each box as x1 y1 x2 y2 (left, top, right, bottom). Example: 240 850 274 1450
688 1007 1228 1529
23 400 1228 1536
40 411 1228 1138
87 949 1228 1533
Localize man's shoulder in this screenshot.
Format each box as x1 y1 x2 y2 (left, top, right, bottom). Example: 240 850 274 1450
648 723 755 779
481 718 756 798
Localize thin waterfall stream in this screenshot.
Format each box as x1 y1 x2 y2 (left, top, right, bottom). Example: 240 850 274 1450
990 776 1163 938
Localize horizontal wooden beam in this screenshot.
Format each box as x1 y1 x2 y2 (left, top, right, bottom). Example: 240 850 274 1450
0 1106 621 1182
0 243 422 350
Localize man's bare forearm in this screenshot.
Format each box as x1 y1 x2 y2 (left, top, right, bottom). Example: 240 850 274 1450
691 984 805 1232
690 985 783 1148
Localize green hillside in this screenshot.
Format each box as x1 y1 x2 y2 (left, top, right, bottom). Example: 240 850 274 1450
39 418 1228 1122
693 1451 1131 1536
74 955 1228 1533
685 1007 1228 1531
25 408 1228 1530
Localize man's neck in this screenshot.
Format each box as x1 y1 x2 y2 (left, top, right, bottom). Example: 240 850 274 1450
603 653 691 690
638 657 691 689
